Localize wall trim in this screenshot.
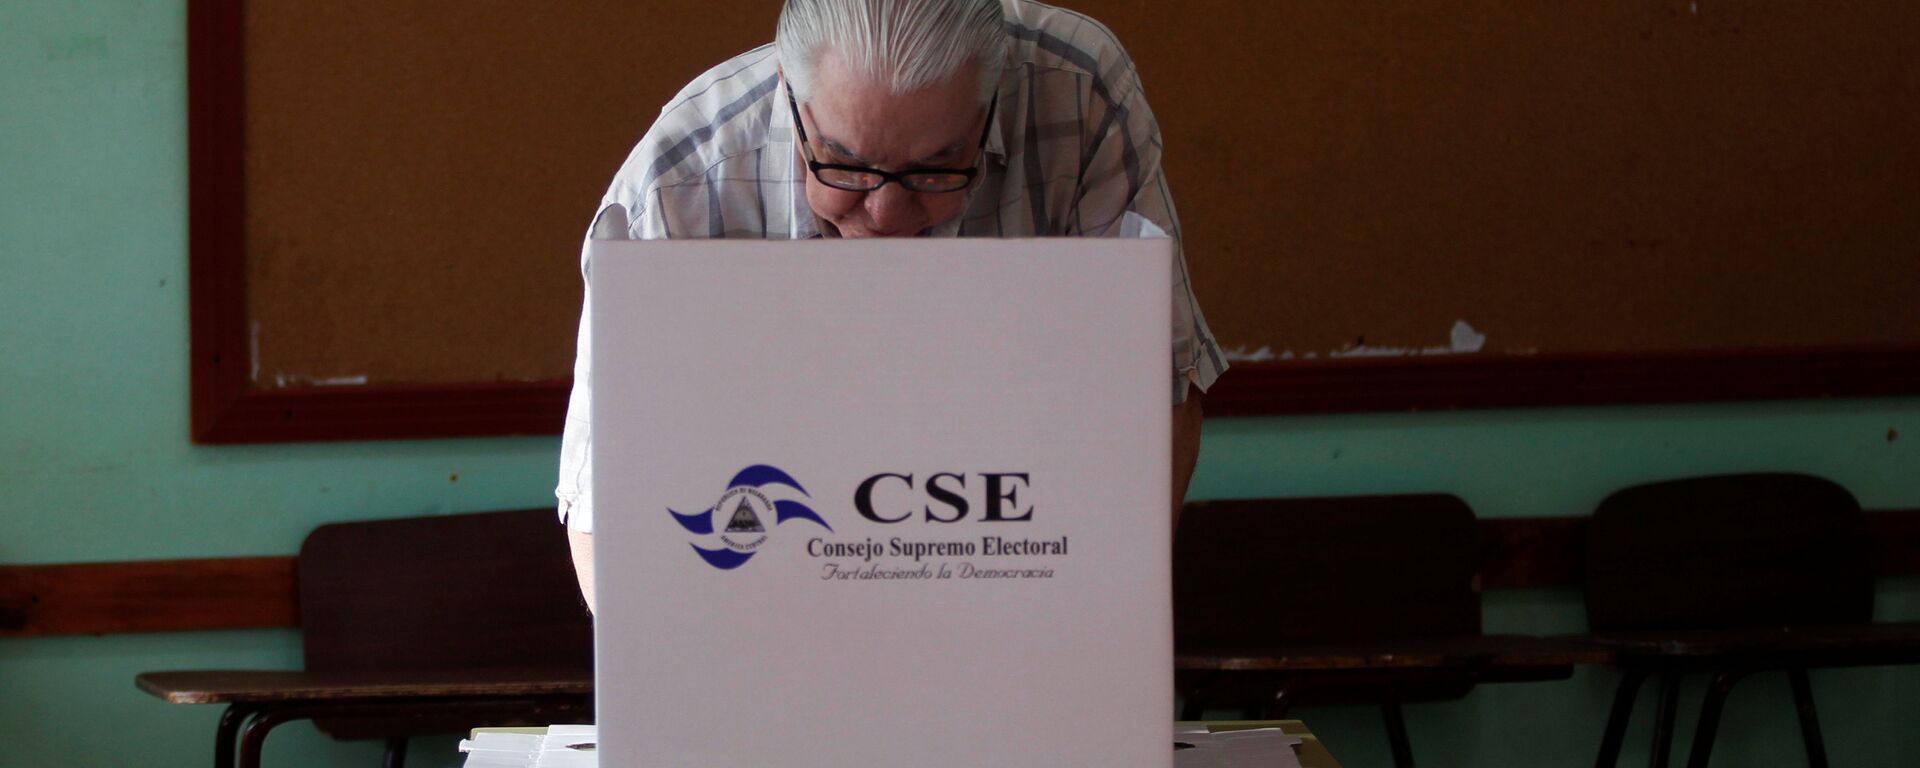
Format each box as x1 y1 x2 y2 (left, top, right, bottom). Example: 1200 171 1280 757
6 511 1915 637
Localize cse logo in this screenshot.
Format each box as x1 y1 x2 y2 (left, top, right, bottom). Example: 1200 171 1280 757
671 464 832 571
853 472 1033 524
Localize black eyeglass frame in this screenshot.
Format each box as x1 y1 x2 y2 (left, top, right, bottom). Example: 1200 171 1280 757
786 84 998 194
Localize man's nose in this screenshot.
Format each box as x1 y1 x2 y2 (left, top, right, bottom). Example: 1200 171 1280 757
863 182 919 235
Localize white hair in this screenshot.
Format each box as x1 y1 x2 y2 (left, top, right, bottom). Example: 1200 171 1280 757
777 0 1006 104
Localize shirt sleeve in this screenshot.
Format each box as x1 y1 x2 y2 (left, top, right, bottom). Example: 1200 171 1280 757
1067 56 1229 405
556 200 650 533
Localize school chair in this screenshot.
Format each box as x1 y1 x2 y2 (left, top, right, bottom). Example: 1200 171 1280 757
1584 473 1920 768
1174 494 1601 768
137 509 594 768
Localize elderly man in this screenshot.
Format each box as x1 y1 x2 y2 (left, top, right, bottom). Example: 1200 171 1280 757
558 0 1226 609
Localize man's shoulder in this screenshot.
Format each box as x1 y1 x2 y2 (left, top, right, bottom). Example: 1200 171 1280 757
604 45 782 210
1002 0 1136 80
660 43 783 125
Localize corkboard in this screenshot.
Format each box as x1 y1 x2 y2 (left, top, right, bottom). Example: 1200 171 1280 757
1083 0 1920 360
242 1 780 386
225 0 1919 391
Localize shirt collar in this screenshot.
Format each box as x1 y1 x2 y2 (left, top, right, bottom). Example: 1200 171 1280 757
771 79 824 239
982 56 1015 161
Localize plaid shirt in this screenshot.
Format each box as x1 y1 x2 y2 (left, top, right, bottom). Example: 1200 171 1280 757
559 0 1226 531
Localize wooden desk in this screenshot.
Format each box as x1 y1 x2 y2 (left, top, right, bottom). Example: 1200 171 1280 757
1178 634 1613 674
1177 634 1608 767
1176 634 1606 719
1584 624 1920 768
135 668 592 768
1585 623 1920 665
133 510 595 768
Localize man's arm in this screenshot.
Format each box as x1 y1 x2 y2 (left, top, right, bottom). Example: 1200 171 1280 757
1064 54 1217 537
1171 390 1203 532
569 527 597 614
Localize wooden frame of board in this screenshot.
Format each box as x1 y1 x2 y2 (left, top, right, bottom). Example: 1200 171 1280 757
187 0 1920 443
186 0 570 443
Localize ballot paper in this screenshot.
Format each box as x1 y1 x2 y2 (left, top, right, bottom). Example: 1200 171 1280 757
1174 724 1306 768
459 725 598 768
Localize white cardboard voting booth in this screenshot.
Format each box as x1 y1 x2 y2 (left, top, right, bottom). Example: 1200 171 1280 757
589 238 1172 767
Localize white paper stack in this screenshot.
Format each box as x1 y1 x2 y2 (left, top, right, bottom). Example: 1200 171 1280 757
1173 724 1305 768
459 725 599 768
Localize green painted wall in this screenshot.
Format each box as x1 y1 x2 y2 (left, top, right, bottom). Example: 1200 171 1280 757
4 3 557 765
2 1 1914 766
1194 409 1920 767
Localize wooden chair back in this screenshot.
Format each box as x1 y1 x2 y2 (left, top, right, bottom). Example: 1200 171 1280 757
1175 494 1481 649
1584 473 1873 633
298 508 593 675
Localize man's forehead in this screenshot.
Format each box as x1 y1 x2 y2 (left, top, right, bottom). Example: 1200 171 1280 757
803 68 985 163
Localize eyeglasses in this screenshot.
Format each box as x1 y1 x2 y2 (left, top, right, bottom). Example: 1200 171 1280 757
787 85 996 194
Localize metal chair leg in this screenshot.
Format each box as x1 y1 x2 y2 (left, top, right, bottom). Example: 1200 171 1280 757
1788 668 1829 768
1649 671 1683 768
1270 686 1295 719
214 704 254 768
384 737 408 768
1177 673 1213 721
1686 669 1748 768
1179 694 1207 722
1382 701 1415 768
237 707 310 768
1595 667 1648 768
